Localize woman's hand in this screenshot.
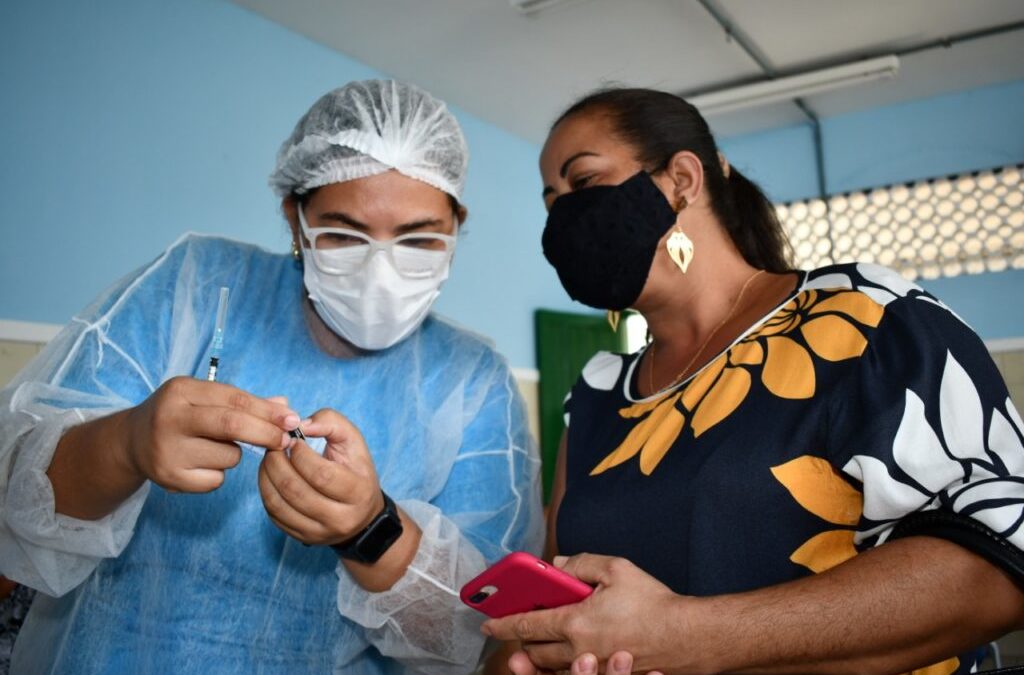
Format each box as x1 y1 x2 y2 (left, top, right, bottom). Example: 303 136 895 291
258 408 385 546
484 554 690 674
125 376 296 492
507 650 662 675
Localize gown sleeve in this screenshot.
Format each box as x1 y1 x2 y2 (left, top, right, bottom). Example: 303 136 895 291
0 236 230 597
335 354 544 673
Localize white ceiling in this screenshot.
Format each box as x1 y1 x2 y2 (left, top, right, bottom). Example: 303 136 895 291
231 0 1024 143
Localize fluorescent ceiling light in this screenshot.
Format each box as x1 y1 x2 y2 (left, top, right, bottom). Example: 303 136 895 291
690 55 900 115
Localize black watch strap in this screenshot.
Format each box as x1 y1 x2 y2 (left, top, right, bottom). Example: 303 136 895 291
330 491 404 564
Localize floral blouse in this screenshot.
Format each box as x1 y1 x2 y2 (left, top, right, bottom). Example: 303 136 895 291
558 263 1024 675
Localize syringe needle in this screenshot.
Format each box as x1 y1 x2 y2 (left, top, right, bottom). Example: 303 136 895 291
206 287 230 382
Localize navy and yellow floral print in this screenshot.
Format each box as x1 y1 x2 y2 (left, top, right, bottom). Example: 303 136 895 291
557 263 1024 675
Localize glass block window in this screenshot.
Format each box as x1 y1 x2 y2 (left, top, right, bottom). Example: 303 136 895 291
776 164 1024 280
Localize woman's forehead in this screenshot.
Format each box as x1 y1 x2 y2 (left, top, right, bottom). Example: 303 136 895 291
545 113 608 150
310 172 450 213
541 114 625 172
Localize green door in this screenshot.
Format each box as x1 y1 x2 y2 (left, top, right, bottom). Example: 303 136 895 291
535 309 629 502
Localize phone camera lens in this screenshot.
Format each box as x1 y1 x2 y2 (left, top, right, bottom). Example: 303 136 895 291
469 591 490 604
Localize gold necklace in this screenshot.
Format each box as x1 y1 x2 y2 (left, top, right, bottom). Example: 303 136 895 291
647 269 765 395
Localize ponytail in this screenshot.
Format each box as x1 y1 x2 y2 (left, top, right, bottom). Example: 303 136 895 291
720 169 792 273
554 88 793 272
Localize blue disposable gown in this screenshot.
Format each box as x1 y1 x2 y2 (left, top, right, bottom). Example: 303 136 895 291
0 234 543 673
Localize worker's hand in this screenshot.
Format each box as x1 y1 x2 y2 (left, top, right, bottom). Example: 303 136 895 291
125 376 297 492
258 408 385 546
485 554 686 674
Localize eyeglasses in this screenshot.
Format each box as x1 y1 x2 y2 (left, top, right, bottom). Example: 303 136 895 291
298 206 456 279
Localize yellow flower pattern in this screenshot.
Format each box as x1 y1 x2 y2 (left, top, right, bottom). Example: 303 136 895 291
770 455 862 573
582 281 968 675
769 454 959 675
590 289 885 477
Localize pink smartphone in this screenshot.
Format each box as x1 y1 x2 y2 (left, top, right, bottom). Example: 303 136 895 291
460 552 593 618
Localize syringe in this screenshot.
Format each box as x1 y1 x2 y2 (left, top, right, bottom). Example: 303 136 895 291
206 287 230 382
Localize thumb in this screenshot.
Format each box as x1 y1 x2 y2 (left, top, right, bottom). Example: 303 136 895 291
508 651 540 675
557 553 619 585
303 409 371 464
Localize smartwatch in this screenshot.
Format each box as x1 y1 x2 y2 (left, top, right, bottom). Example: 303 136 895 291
331 491 404 564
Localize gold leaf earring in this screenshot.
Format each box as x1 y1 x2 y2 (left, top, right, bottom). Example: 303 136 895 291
607 310 621 332
666 195 694 274
666 228 694 274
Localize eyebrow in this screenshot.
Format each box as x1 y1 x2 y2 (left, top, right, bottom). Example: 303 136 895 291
318 211 447 233
542 151 600 199
560 151 599 179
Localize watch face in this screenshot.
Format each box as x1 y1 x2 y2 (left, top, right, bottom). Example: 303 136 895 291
334 496 404 563
358 511 403 559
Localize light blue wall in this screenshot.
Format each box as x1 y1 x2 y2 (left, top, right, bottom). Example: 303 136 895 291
720 80 1024 340
3 2 1022 371
921 269 1024 340
720 80 1024 203
0 0 573 367
0 0 374 318
432 118 576 361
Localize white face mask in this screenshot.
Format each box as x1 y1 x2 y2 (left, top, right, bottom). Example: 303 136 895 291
298 208 455 350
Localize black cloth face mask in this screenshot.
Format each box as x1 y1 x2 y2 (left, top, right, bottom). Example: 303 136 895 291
542 170 678 310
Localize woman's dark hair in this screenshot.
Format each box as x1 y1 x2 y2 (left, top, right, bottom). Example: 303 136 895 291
554 88 792 272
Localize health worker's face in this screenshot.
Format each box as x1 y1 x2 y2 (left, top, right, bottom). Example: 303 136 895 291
286 170 458 245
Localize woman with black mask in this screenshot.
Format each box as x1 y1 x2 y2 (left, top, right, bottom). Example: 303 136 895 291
484 88 1024 674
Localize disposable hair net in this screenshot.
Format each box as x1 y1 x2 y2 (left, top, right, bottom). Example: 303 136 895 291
0 234 543 673
269 79 469 200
